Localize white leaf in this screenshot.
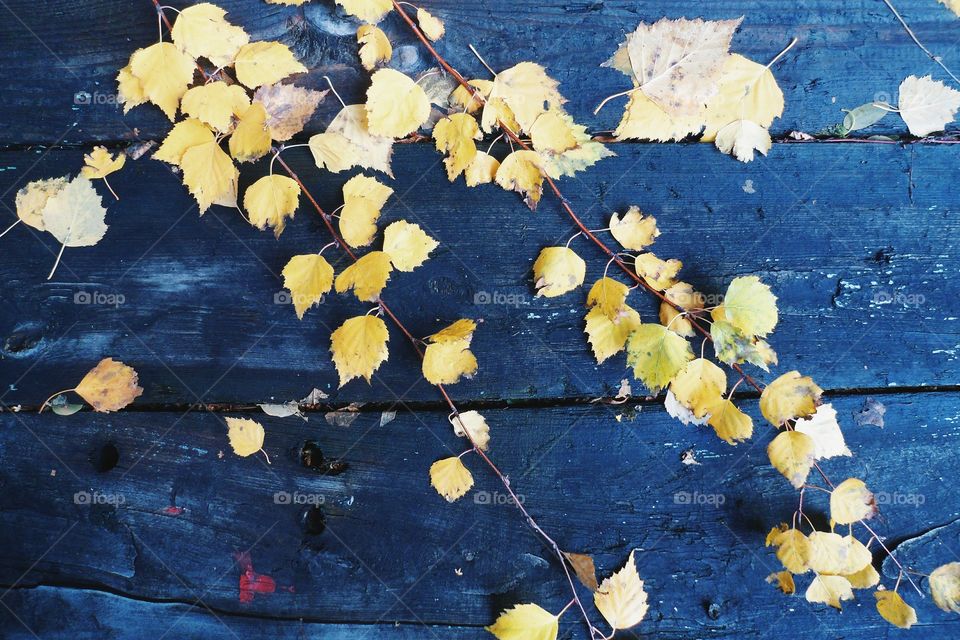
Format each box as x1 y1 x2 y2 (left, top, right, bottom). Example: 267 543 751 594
794 403 851 460
715 120 772 162
898 75 960 137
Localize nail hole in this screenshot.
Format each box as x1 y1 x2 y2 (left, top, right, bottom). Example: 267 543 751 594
91 442 119 473
300 505 325 535
299 441 347 475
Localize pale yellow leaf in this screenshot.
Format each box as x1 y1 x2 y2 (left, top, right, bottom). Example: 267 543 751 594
586 277 630 320
417 8 445 40
434 113 481 180
614 89 703 142
229 103 272 162
806 575 854 610
659 302 694 338
80 146 126 180
533 246 586 297
282 254 334 319
244 175 300 237
846 564 881 589
15 178 68 231
428 319 477 343
357 25 392 71
486 604 558 640
330 315 390 386
899 75 960 137
594 550 649 631
41 177 108 247
715 119 772 163
429 456 474 502
760 371 823 426
767 430 815 488
225 417 265 457
450 410 489 450
585 304 641 363
610 206 659 251
529 109 579 154
930 562 960 612
75 358 143 412
339 174 393 248
706 398 753 444
807 532 872 575
308 132 362 173
170 3 249 67
723 275 778 337
382 220 438 271
116 65 146 114
180 139 239 214
701 54 785 141
365 68 431 138
254 83 327 141
634 252 681 290
423 338 477 385
180 81 250 132
626 323 694 394
484 62 564 133
154 118 215 166
772 528 810 574
670 358 726 419
464 152 500 186
234 41 307 89
875 590 917 628
794 403 851 460
496 150 545 209
830 478 876 525
129 42 197 120
334 251 393 301
336 0 392 23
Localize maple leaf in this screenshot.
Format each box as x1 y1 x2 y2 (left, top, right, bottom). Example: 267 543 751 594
225 417 265 457
282 254 334 319
423 319 478 385
594 550 649 631
715 119 772 162
723 275 778 337
129 42 197 120
382 220 438 271
234 42 307 89
336 0 393 24
450 410 489 450
486 603 559 640
229 103 272 162
434 113 481 181
610 207 659 251
339 174 394 248
74 358 143 413
701 53 785 141
496 150 546 209
80 146 126 181
357 25 392 71
154 119 215 166
244 175 301 237
614 90 703 141
806 575 854 610
14 177 68 231
626 323 694 394
170 3 249 67
898 75 960 137
181 82 250 132
605 17 743 116
417 8 445 41
532 246 586 297
670 358 726 419
794 404 851 460
429 456 474 502
180 138 239 213
760 371 823 426
253 83 327 141
330 315 390 386
483 62 564 133
930 563 960 612
334 251 393 301
365 69 431 138
875 590 917 629
585 304 641 363
767 430 815 488
830 478 876 525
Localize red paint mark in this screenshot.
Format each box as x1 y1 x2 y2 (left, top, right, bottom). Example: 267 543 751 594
162 506 185 515
235 551 277 604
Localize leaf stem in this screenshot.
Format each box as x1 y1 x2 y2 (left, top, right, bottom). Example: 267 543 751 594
39 388 77 413
0 218 21 239
593 88 633 116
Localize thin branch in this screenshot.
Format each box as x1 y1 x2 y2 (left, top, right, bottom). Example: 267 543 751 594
880 0 960 86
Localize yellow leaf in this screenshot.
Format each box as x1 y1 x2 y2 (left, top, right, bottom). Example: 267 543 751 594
382 220 438 271
670 358 726 418
336 0 393 23
610 206 659 251
254 83 327 141
706 398 753 444
930 562 960 612
702 54 785 141
594 550 649 631
614 89 703 141
604 17 741 117
875 590 917 628
541 139 614 179
765 523 788 547
234 41 307 89
79 146 125 182
75 358 143 412
529 109 579 154
428 319 477 343
760 371 823 426
496 150 545 210
116 65 146 113
805 575 854 610
634 252 681 290
180 139 239 214
434 113 481 180
585 305 641 363
330 315 390 386
450 410 489 450
846 563 880 589
424 319 478 385
225 417 265 457
715 119 772 163
325 104 395 176
181 81 250 132
586 277 630 319
532 246 586 297
417 7 445 39
170 3 249 67
339 174 394 248
429 456 474 502
659 302 694 338
723 275 778 337
771 528 810 574
154 118 215 166
41 177 108 247
357 25 392 71
308 132 362 173
484 62 564 133
767 430 815 488
830 478 876 525
14 177 67 231
282 254 334 319
451 79 494 115
464 152 500 187
486 603 558 640
807 532 872 575
365 69 431 138
243 175 300 237
129 42 197 120
941 0 960 16
766 570 795 594
229 103 272 162
711 319 778 372
335 251 393 301
626 323 694 394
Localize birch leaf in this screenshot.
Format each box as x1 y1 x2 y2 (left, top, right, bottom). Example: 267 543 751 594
41 177 108 247
450 410 489 450
334 251 393 301
899 75 960 137
806 575 854 610
80 146 126 180
585 305 641 363
180 139 239 213
614 89 703 141
930 562 960 612
464 152 500 186
715 119 772 163
308 132 361 173
772 528 810 574
496 150 545 209
244 175 300 237
670 358 726 419
417 8 445 41
382 220 438 272
234 42 307 89
702 54 785 141
610 207 659 251
586 277 630 320
485 62 564 133
129 42 197 120
15 177 68 231
336 0 392 23
875 591 917 629
282 254 334 319
226 417 265 457
154 118 215 166
626 323 694 394
594 550 649 631
533 247 586 297
339 175 393 248
486 604 558 640
357 25 392 71
830 478 877 525
760 371 823 426
181 81 250 132
229 103 272 162
434 113 481 180
75 358 143 412
170 3 248 67
254 83 327 141
330 315 390 386
325 104 394 176
767 430 815 488
634 252 681 290
366 69 431 138
795 404 851 460
723 275 778 337
429 457 474 502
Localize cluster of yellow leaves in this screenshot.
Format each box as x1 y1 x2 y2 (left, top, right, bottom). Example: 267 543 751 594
121 3 327 218
41 357 143 414
602 18 785 162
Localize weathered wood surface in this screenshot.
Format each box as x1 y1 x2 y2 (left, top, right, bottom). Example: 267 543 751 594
1 143 958 406
2 0 960 145
1 393 958 638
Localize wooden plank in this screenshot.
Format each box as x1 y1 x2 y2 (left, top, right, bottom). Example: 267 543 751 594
1 143 958 406
1 0 959 145
0 392 958 637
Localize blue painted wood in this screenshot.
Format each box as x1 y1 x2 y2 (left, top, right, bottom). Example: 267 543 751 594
2 0 960 145
0 393 958 637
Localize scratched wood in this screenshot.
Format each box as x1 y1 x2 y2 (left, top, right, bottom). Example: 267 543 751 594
0 393 958 638
0 143 958 406
1 0 960 146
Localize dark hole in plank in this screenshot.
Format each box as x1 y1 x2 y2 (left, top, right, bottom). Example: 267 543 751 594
300 505 325 535
90 442 119 473
299 441 347 475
